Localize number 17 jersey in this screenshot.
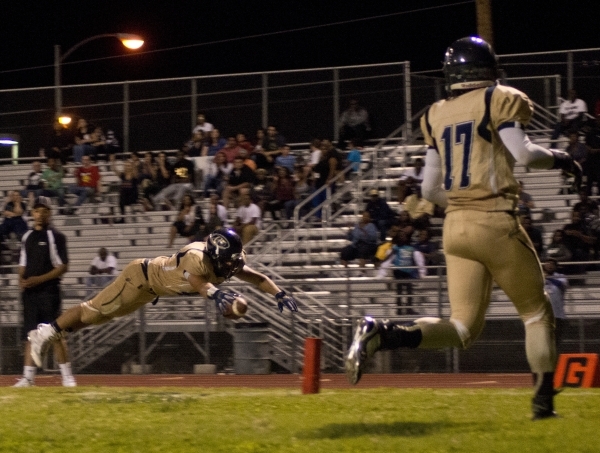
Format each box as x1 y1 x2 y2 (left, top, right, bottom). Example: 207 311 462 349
420 84 534 213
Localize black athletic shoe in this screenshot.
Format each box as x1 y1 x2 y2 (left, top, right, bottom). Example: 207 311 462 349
532 392 559 420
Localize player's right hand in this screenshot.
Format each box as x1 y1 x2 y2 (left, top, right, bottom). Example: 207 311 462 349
551 150 582 192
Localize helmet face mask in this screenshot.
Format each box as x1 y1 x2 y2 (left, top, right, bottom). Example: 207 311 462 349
206 228 245 279
443 36 498 95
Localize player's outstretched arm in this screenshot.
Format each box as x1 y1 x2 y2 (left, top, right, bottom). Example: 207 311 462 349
235 266 298 313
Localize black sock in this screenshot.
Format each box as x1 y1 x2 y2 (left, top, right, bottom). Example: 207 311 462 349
534 372 555 396
379 321 423 349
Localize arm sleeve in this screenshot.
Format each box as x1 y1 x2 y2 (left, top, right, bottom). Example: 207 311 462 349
498 126 554 169
421 147 448 208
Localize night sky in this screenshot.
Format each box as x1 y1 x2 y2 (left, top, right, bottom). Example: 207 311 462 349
2 0 599 88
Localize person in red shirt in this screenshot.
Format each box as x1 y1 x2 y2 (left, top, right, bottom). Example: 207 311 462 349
68 154 102 212
219 136 243 163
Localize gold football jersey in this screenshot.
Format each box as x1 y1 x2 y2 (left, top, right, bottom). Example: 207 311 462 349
420 84 533 212
146 242 226 296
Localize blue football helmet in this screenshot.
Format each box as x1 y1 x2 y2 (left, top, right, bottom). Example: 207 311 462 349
206 228 245 279
443 36 498 94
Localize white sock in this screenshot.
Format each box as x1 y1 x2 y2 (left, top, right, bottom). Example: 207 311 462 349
24 366 36 382
59 362 73 378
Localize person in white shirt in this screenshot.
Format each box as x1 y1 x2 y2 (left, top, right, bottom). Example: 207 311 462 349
551 89 588 142
192 113 214 135
233 191 261 244
85 247 118 297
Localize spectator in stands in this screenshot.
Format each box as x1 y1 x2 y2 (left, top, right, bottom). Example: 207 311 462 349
111 159 139 223
517 180 535 215
192 113 214 135
72 118 95 163
45 119 74 167
85 247 118 297
138 152 155 188
265 166 295 221
222 155 255 209
39 157 67 211
365 189 396 241
563 209 596 281
400 157 425 187
584 115 600 195
543 258 568 351
551 89 588 143
152 150 195 210
403 185 435 231
203 129 227 157
311 139 342 221
68 155 102 213
274 145 296 173
340 211 379 272
338 99 371 148
140 151 171 211
253 128 266 152
238 147 257 172
89 126 106 162
21 160 44 202
167 194 205 248
284 164 313 222
104 129 121 162
544 229 572 264
0 191 29 244
233 191 261 245
565 130 588 169
573 186 599 218
251 168 275 219
203 151 232 198
519 213 544 257
264 125 286 153
236 133 254 154
308 138 322 171
219 136 243 164
201 193 229 236
183 131 206 158
414 228 442 274
377 228 426 315
346 139 363 177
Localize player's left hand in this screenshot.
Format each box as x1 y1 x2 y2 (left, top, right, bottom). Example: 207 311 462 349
275 290 298 313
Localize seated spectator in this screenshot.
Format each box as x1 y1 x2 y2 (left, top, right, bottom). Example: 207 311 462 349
203 151 232 198
265 166 295 221
403 186 435 230
543 229 572 265
140 152 171 211
104 129 122 165
253 127 282 172
520 213 544 257
238 147 257 171
585 115 600 195
563 209 596 280
264 125 286 153
202 129 227 157
400 157 425 187
200 193 229 238
414 228 443 274
167 194 205 248
85 247 118 297
377 229 426 315
338 99 371 147
346 139 362 177
89 126 106 162
152 150 195 210
274 145 296 173
21 160 44 202
67 155 102 213
72 118 95 163
219 136 243 164
251 168 275 218
340 211 379 271
183 131 206 157
0 191 28 244
573 187 599 218
192 113 214 135
284 164 313 222
222 155 255 209
233 191 261 245
236 133 254 153
517 180 535 215
551 89 588 143
390 210 415 240
366 189 396 241
565 130 588 168
44 119 75 167
111 159 139 223
39 157 67 210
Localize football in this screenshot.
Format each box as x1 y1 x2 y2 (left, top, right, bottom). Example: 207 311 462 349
223 296 248 319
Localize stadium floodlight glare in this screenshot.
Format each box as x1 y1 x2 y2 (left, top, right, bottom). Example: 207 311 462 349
54 33 144 114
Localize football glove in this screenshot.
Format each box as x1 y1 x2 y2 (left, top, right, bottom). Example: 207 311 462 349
551 150 582 192
207 288 240 315
275 290 298 313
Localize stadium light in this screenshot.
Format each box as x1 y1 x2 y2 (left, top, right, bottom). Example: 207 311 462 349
54 33 144 114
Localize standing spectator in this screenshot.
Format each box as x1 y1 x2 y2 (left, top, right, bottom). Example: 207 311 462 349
365 189 396 241
202 129 227 157
274 145 296 173
20 160 44 202
543 258 568 352
152 150 195 210
219 136 243 164
338 99 371 147
584 116 600 195
222 156 255 209
72 118 95 163
203 151 232 198
39 157 67 211
68 154 102 213
520 214 544 257
13 196 75 388
167 194 205 248
85 247 118 297
0 191 29 245
265 166 295 221
543 229 572 264
233 191 262 245
340 211 379 271
45 120 74 167
111 159 139 223
551 89 588 143
192 113 214 135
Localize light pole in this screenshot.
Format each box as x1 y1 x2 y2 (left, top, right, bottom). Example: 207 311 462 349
54 33 144 115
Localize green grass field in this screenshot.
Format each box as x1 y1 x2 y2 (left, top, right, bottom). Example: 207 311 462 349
1 387 599 453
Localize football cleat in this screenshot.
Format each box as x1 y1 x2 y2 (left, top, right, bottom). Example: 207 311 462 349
12 377 34 388
28 323 62 368
62 375 77 388
532 392 559 420
345 317 381 385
